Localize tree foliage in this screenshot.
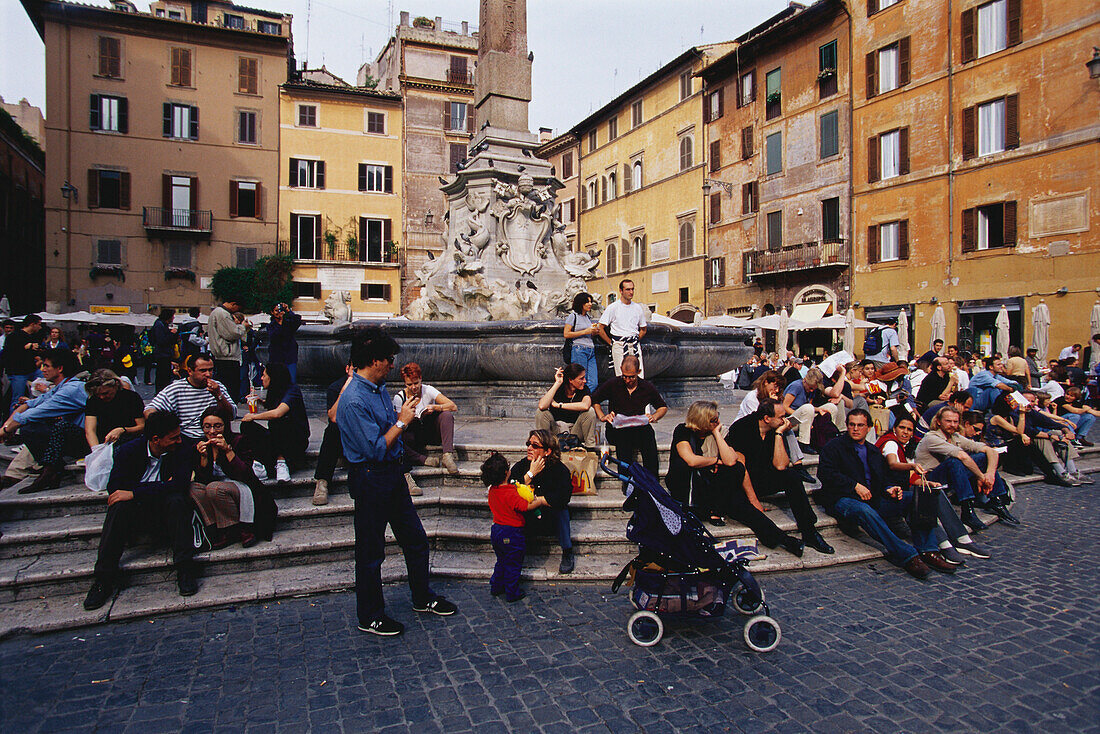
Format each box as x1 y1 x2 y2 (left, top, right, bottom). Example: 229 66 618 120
210 254 295 313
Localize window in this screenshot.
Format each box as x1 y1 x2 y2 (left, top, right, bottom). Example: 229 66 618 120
170 47 191 86
620 237 633 271
366 111 385 134
96 239 122 265
707 258 726 288
738 70 755 107
295 282 322 300
237 110 257 144
168 241 193 269
868 0 901 15
705 89 723 122
297 105 317 127
867 38 910 98
742 181 759 214
449 143 466 173
236 247 258 269
448 55 469 84
230 181 260 218
680 71 692 101
868 220 909 263
561 199 575 223
163 103 198 139
820 110 839 159
161 175 195 223
962 0 1020 62
679 136 693 171
631 100 643 128
291 214 320 260
868 127 910 182
588 129 597 153
289 158 325 188
710 192 722 224
89 94 128 133
607 172 617 200
223 13 245 29
361 283 392 301
765 131 782 175
822 198 841 242
444 102 470 132
962 95 1018 160
358 218 392 263
631 235 647 268
87 169 130 210
606 240 618 273
358 164 394 193
608 117 618 141
238 57 258 95
962 201 1017 252
766 211 783 251
765 68 781 120
678 221 694 259
632 159 643 189
819 40 838 98
587 179 598 208
741 126 754 159
561 152 573 179
880 129 901 179
98 37 121 78
257 20 281 35
709 140 721 172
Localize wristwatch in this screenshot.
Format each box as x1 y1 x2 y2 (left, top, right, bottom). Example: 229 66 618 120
395 420 407 430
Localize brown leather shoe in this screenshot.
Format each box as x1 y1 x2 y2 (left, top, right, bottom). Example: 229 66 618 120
903 556 931 580
920 551 957 574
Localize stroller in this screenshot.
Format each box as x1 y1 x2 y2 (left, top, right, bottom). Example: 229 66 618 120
603 455 781 651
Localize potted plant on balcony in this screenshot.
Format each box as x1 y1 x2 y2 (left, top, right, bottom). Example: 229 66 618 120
165 267 196 283
386 240 400 263
413 15 434 29
324 231 337 259
817 68 836 81
89 265 125 282
345 234 359 261
766 91 781 105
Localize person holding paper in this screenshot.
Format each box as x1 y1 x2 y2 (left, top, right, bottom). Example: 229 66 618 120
591 355 667 476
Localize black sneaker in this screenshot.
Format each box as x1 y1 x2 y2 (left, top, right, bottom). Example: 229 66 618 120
955 540 992 559
83 579 114 611
413 597 457 616
939 545 966 566
177 569 198 597
358 616 405 636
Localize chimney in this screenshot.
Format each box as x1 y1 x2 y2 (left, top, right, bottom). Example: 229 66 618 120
399 11 409 26
435 16 442 30
461 21 468 35
539 127 553 143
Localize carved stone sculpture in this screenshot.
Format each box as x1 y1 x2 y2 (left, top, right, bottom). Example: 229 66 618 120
322 290 353 324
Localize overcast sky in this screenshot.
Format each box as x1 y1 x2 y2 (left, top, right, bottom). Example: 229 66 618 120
1 0 789 134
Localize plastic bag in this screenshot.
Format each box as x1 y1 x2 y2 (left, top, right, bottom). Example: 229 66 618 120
84 442 115 493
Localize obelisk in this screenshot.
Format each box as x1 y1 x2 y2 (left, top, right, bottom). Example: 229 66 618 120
474 0 532 136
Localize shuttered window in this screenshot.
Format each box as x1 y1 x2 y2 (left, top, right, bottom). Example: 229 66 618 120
87 170 130 210
99 37 121 78
710 192 722 225
765 131 782 175
963 94 1019 159
738 70 756 107
89 95 128 134
741 126 753 159
163 103 199 140
963 201 1017 251
964 0 1020 62
238 57 258 95
449 143 466 173
170 47 191 86
561 152 573 179
709 140 721 172
358 164 394 193
867 36 910 98
766 211 782 251
229 181 261 218
742 181 758 214
820 110 839 159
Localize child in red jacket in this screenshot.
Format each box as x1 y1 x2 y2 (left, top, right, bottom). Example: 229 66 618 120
482 452 547 602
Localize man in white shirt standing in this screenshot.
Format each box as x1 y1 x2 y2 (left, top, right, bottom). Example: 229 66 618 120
597 279 649 377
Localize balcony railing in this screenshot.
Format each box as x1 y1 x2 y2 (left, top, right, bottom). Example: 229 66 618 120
742 239 849 282
446 69 474 85
277 238 399 265
142 207 212 236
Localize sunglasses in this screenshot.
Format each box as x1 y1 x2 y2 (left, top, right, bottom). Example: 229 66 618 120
526 441 545 449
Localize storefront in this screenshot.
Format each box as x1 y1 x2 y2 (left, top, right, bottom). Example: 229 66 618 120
957 297 1022 357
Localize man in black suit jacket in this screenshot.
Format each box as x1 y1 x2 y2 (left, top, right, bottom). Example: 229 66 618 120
817 409 953 580
84 411 198 610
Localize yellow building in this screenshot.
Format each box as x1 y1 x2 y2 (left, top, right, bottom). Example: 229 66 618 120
574 44 734 319
278 72 404 316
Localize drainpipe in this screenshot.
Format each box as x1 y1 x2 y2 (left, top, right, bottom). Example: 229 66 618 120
65 22 73 306
946 1 956 298
841 0 853 314
700 74 709 318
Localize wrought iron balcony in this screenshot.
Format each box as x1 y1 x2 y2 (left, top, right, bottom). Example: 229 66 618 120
276 238 399 265
742 239 849 282
446 69 475 85
142 207 212 236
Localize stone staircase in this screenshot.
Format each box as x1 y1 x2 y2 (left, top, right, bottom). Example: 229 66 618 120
1 439 1096 638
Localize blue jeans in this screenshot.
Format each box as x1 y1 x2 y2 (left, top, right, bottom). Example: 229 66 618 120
570 344 599 393
348 464 434 625
829 495 933 565
926 453 1008 502
490 524 526 600
8 373 31 413
1064 411 1096 440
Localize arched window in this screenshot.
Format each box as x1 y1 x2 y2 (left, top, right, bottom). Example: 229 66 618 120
632 235 647 268
679 221 694 259
605 241 617 273
588 180 598 207
679 136 693 170
632 159 643 189
607 172 617 199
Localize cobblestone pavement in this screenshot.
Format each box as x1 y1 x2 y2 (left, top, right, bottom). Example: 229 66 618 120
3 477 1099 734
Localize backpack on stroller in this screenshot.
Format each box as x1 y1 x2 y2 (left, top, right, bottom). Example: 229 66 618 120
603 455 782 651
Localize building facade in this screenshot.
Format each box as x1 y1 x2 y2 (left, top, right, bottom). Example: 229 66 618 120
24 0 291 313
367 12 478 311
702 1 853 355
851 0 1100 355
573 44 735 320
0 107 46 315
278 72 403 317
536 128 580 264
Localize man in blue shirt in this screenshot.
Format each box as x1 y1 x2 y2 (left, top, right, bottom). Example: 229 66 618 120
335 333 457 636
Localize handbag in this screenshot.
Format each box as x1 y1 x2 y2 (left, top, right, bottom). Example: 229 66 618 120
908 476 939 530
561 448 597 495
84 442 115 493
562 313 576 364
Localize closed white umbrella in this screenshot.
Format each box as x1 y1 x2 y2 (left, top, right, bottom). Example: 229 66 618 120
1032 300 1051 361
777 308 790 354
1090 301 1100 338
995 305 1011 356
898 309 911 362
843 307 856 353
930 305 946 347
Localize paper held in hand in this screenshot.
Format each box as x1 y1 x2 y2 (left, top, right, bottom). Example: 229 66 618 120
612 414 651 429
819 350 855 378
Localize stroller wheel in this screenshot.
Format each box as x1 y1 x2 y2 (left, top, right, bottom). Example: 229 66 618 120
627 610 664 647
731 582 766 616
743 615 781 653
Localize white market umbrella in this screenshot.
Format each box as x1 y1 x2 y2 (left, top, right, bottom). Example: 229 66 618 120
930 305 946 347
995 305 1011 356
842 308 856 354
1090 301 1100 339
777 308 790 354
700 314 753 328
1031 300 1051 361
793 314 878 330
898 309 911 362
647 312 685 328
743 313 811 331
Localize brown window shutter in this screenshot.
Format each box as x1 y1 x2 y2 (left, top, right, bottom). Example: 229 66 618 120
171 48 180 85
1003 201 1017 246
467 107 474 133
717 88 724 119
162 173 171 209
742 126 753 159
962 106 976 159
710 192 721 224
442 102 451 130
87 169 99 208
315 217 322 255
742 183 752 215
384 166 393 193
290 214 298 251
899 127 910 175
961 207 977 253
898 37 910 86
868 225 880 264
601 177 607 203
384 218 392 246
866 51 877 99
710 139 721 171
898 219 909 260
359 217 367 254
961 8 976 63
623 163 631 192
230 181 239 217
751 181 759 212
181 49 191 86
189 177 198 211
254 182 262 219
1005 94 1019 149
580 185 587 210
1007 0 1022 47
868 135 880 183
703 96 711 124
749 70 756 103
119 172 130 210
866 0 876 17
316 161 325 189
358 163 366 191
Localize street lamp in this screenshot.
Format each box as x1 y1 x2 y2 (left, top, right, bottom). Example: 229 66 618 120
1088 47 1100 79
60 181 78 203
702 178 734 196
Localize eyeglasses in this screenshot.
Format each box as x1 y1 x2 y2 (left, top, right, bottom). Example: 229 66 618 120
202 423 224 432
525 441 544 449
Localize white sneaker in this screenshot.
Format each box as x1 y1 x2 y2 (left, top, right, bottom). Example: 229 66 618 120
275 460 291 482
252 461 268 481
405 472 423 496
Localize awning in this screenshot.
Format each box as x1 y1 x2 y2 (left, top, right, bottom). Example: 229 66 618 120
790 302 830 322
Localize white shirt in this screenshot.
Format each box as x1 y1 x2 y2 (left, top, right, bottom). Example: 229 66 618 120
141 445 163 483
1058 346 1078 361
598 300 648 340
736 391 761 421
953 367 970 391
1040 380 1065 399
880 439 901 463
394 383 442 420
